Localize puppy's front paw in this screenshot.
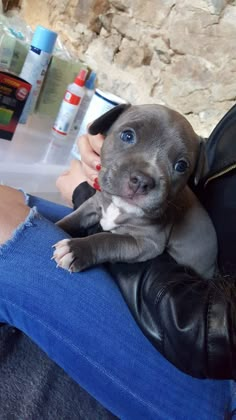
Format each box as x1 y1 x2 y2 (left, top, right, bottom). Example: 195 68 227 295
53 239 75 272
52 238 92 272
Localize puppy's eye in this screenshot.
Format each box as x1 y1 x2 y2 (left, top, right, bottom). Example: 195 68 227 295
174 159 189 173
120 129 136 144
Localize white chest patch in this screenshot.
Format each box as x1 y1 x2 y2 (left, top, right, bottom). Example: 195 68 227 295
112 196 145 217
100 203 121 231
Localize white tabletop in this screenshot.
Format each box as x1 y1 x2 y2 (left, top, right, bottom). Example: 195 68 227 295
0 114 75 203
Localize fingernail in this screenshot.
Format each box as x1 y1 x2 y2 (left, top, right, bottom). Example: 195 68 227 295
95 163 102 171
93 183 101 191
93 177 101 191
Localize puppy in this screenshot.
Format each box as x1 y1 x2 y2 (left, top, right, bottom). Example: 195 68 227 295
53 104 217 278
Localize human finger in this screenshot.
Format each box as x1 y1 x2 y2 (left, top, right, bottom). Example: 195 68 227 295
81 160 101 189
77 133 104 171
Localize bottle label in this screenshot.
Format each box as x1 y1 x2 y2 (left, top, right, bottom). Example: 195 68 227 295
20 48 52 123
31 46 42 55
53 100 79 135
64 90 81 106
77 90 123 138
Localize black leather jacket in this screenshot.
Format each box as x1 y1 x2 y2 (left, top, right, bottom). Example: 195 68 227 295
73 104 236 380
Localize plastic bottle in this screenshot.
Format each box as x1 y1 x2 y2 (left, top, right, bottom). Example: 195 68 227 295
41 132 75 165
71 88 127 160
70 71 96 134
52 68 87 137
20 25 57 124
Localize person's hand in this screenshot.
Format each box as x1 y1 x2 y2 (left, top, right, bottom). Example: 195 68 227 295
56 159 87 207
0 185 30 245
78 132 104 187
56 132 104 206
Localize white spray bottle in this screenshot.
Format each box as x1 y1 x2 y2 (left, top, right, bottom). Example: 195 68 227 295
52 69 87 137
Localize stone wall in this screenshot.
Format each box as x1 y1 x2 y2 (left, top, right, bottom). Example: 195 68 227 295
21 0 236 136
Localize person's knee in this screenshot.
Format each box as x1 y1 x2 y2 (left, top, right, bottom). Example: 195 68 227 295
0 186 30 244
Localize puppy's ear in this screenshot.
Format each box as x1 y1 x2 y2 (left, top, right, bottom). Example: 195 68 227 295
88 103 130 135
193 138 209 185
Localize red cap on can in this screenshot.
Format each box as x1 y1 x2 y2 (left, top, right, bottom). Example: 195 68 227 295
74 69 87 87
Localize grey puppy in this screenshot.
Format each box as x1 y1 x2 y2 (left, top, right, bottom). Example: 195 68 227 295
53 104 217 278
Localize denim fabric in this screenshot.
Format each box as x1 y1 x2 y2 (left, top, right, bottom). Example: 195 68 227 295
0 194 231 419
230 382 236 418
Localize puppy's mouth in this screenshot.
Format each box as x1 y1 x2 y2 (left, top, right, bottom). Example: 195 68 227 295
101 181 167 218
101 179 153 200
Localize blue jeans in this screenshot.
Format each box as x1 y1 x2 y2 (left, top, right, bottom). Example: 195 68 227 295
0 194 233 419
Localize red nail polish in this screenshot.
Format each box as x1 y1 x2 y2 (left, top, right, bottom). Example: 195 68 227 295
93 182 101 191
96 164 102 171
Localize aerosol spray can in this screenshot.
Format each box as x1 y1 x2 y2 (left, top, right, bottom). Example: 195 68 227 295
20 25 57 124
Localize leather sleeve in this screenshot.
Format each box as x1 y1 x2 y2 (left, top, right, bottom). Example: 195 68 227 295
72 182 95 209
109 255 236 379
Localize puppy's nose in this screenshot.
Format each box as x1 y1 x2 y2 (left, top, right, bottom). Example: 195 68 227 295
129 171 155 195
